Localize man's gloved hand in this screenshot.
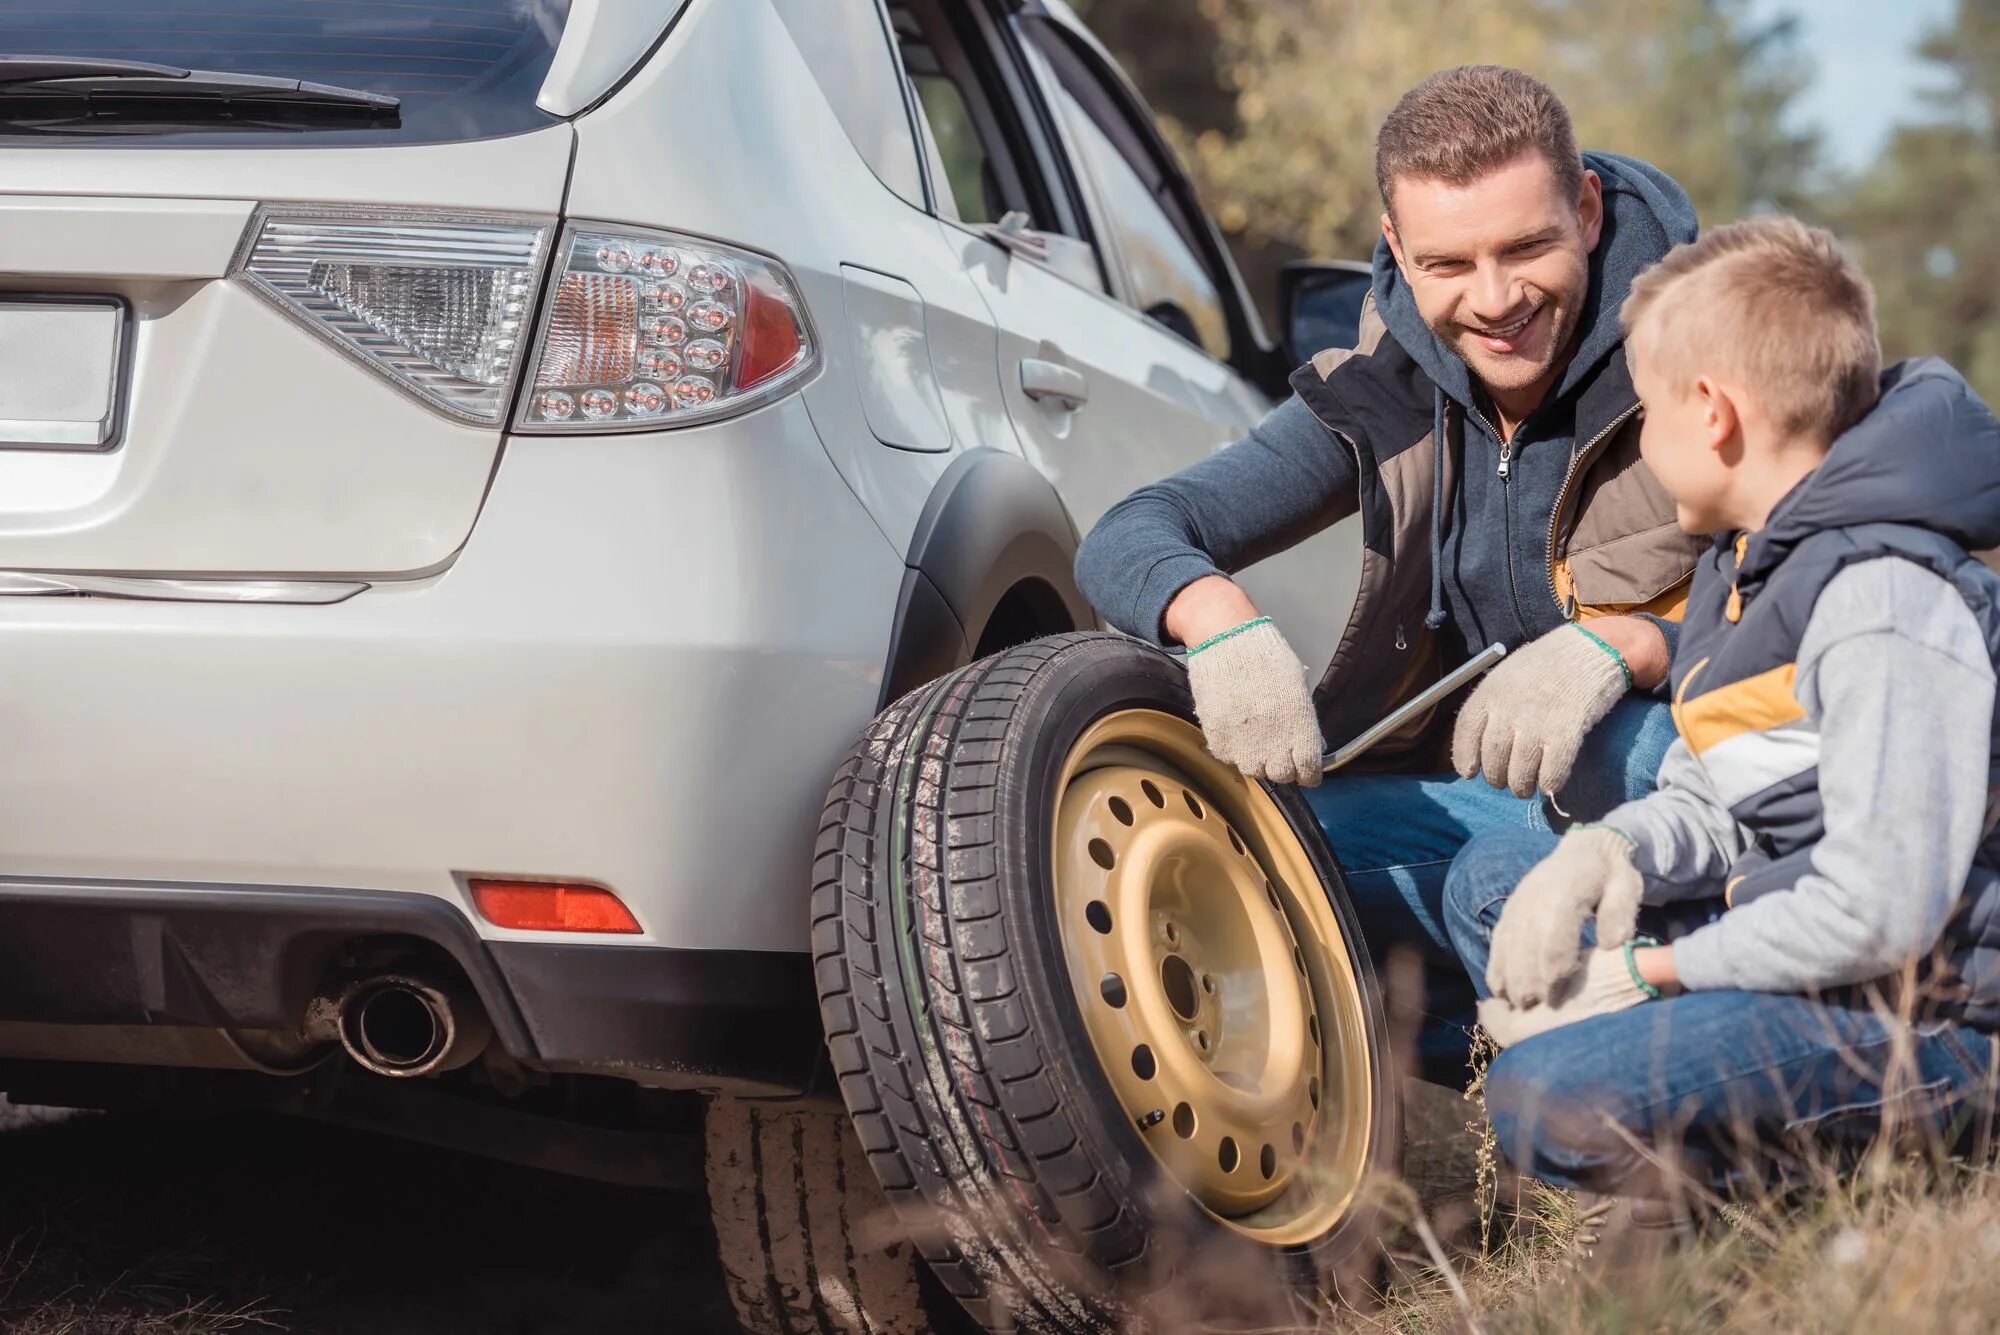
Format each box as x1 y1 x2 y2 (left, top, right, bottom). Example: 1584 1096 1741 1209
1478 942 1659 1048
1453 623 1632 797
1185 616 1325 787
1485 825 1643 1005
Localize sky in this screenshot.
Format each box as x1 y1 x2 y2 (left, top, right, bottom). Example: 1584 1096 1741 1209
1749 0 1959 172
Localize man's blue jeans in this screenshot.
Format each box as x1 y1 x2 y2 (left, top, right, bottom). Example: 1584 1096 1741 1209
1445 824 2000 1194
1303 695 1677 1084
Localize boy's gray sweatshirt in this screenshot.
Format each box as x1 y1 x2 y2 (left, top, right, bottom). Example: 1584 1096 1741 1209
1607 554 1998 992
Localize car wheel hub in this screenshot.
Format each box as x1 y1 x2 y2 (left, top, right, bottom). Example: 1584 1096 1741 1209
1052 709 1373 1242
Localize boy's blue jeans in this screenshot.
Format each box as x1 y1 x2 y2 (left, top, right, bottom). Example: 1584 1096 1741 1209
1445 824 2000 1194
1303 696 1677 1084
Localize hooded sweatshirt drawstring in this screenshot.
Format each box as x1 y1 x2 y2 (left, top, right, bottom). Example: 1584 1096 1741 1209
1425 387 1448 631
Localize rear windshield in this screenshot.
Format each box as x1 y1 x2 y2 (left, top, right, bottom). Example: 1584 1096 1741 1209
0 0 571 146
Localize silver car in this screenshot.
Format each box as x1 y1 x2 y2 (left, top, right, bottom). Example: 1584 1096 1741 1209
0 2 1386 1330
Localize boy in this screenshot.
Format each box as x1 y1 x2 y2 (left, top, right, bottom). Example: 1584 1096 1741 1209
1439 216 2000 1198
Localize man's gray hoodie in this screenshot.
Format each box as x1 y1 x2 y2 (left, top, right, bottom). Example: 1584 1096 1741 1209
1075 152 1700 666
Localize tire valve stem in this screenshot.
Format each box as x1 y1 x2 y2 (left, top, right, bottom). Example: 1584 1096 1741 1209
1137 1108 1166 1131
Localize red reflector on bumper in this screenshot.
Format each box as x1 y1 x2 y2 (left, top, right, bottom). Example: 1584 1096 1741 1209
470 879 642 934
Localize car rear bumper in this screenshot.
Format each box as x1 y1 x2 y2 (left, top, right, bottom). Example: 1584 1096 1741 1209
0 399 904 960
0 875 821 1095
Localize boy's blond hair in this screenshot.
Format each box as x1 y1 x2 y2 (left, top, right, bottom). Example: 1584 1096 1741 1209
1621 216 1881 442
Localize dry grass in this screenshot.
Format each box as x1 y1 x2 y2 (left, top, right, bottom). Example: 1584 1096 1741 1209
1347 1066 2000 1335
1362 1156 2000 1334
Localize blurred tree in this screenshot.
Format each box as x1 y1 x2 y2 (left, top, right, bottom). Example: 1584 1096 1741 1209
1830 0 2000 399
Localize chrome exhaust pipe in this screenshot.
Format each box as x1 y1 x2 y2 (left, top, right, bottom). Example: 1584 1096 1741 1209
335 974 492 1078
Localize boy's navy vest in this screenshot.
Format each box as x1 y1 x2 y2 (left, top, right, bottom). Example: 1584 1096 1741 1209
1667 360 2000 1026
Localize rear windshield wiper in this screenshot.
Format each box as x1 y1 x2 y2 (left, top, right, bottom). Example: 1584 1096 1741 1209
0 55 399 114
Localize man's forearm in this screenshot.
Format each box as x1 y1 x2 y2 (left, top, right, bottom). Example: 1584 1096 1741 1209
1072 394 1359 645
1163 575 1263 649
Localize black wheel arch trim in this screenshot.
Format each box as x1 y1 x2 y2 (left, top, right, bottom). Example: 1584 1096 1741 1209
878 448 1098 706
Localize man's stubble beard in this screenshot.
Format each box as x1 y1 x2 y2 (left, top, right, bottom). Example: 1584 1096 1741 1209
1430 290 1586 398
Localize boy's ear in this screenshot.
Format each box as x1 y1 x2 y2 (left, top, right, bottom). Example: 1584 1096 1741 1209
1695 375 1741 456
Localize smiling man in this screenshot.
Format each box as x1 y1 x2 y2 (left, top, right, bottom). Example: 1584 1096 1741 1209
1074 65 1705 1081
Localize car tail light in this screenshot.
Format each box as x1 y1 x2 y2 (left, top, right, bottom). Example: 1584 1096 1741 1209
514 223 818 432
469 878 643 934
236 206 553 426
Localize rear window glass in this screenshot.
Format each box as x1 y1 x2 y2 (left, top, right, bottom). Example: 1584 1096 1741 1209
0 0 571 146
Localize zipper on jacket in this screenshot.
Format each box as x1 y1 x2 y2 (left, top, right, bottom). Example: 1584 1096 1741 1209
1469 403 1510 476
1544 401 1643 617
1470 405 1536 635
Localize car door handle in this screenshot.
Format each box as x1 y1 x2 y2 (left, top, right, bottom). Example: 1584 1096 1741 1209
1020 358 1089 410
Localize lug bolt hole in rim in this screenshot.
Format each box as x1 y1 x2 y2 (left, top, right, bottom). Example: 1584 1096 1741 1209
1053 708 1376 1244
1161 954 1201 1021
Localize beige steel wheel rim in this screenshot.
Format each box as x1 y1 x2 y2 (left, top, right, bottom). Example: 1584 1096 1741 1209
1052 709 1376 1244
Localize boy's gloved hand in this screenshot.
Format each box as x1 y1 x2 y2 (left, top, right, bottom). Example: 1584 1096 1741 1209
1478 944 1658 1048
1185 617 1325 787
1453 623 1632 796
1486 826 1643 1005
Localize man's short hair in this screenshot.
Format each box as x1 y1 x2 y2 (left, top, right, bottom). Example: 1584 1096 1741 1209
1622 217 1882 442
1374 66 1584 212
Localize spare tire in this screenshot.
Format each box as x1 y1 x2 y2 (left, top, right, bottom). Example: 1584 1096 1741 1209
813 633 1398 1332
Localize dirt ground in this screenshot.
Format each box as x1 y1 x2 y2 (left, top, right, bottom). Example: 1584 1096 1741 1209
0 1101 739 1334
0 1082 1484 1334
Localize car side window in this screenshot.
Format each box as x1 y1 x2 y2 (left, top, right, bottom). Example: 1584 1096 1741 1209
1023 27 1232 361
885 1 1060 232
772 0 926 208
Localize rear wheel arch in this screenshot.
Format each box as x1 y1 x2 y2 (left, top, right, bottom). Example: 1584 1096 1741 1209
878 449 1097 706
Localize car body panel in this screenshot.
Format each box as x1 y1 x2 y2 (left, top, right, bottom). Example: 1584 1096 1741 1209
0 0 1363 1089
0 398 902 954
979 10 1357 673
566 0 1019 556
537 0 692 117
0 129 573 576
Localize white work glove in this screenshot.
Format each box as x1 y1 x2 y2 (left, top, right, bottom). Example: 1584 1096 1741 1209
1485 826 1643 1006
1478 943 1659 1048
1184 617 1325 787
1453 623 1631 797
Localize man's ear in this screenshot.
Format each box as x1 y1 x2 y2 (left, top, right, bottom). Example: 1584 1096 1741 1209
1695 375 1741 458
1381 211 1407 275
1577 169 1605 253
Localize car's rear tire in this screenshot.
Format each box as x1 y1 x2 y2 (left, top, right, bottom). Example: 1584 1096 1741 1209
813 633 1399 1333
705 1095 961 1335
